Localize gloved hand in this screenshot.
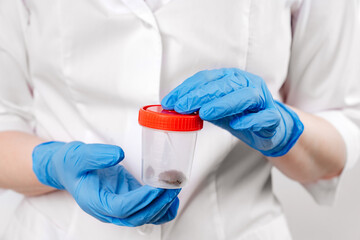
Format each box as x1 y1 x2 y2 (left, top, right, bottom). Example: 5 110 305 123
162 68 304 157
32 141 180 226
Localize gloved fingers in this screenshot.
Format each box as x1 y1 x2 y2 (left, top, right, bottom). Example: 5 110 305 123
107 165 143 192
99 185 165 219
73 171 147 227
100 190 179 227
122 168 143 191
152 197 180 225
95 165 142 194
146 196 177 224
91 214 135 227
162 69 228 110
124 189 181 227
199 87 265 121
172 72 251 114
84 208 125 225
76 144 125 173
85 212 137 227
229 108 281 137
73 173 130 225
108 218 135 227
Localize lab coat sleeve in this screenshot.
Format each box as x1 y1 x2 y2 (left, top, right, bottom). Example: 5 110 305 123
284 0 360 205
0 0 33 134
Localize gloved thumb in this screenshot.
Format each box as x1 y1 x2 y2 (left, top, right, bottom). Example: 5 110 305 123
75 143 125 173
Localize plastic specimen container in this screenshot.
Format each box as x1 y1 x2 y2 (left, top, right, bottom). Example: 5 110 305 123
138 105 203 189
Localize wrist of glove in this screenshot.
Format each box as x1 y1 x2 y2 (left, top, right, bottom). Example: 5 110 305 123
32 141 181 226
161 68 304 157
32 141 67 189
262 101 303 157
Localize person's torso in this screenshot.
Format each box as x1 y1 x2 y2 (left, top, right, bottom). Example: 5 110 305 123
5 0 297 239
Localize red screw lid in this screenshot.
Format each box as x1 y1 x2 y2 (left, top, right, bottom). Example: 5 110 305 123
138 105 203 132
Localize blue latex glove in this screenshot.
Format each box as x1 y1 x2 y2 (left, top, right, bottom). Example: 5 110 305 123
32 141 180 226
162 68 304 157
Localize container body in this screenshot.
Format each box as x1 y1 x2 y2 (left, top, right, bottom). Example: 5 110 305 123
141 126 197 189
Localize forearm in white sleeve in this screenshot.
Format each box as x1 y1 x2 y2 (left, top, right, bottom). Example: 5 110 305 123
285 0 360 205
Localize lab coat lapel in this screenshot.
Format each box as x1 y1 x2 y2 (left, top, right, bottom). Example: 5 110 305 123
120 0 159 30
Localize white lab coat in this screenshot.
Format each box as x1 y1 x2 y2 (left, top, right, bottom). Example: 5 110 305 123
0 0 359 239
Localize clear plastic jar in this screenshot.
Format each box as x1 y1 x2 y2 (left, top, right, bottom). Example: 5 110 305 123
138 105 203 189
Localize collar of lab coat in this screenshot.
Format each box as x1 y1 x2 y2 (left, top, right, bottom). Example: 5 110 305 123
120 0 159 29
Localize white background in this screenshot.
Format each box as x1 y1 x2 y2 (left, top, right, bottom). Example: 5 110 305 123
1 162 360 239
273 163 360 240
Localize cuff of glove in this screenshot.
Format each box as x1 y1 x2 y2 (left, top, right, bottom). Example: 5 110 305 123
261 102 304 157
32 141 66 190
